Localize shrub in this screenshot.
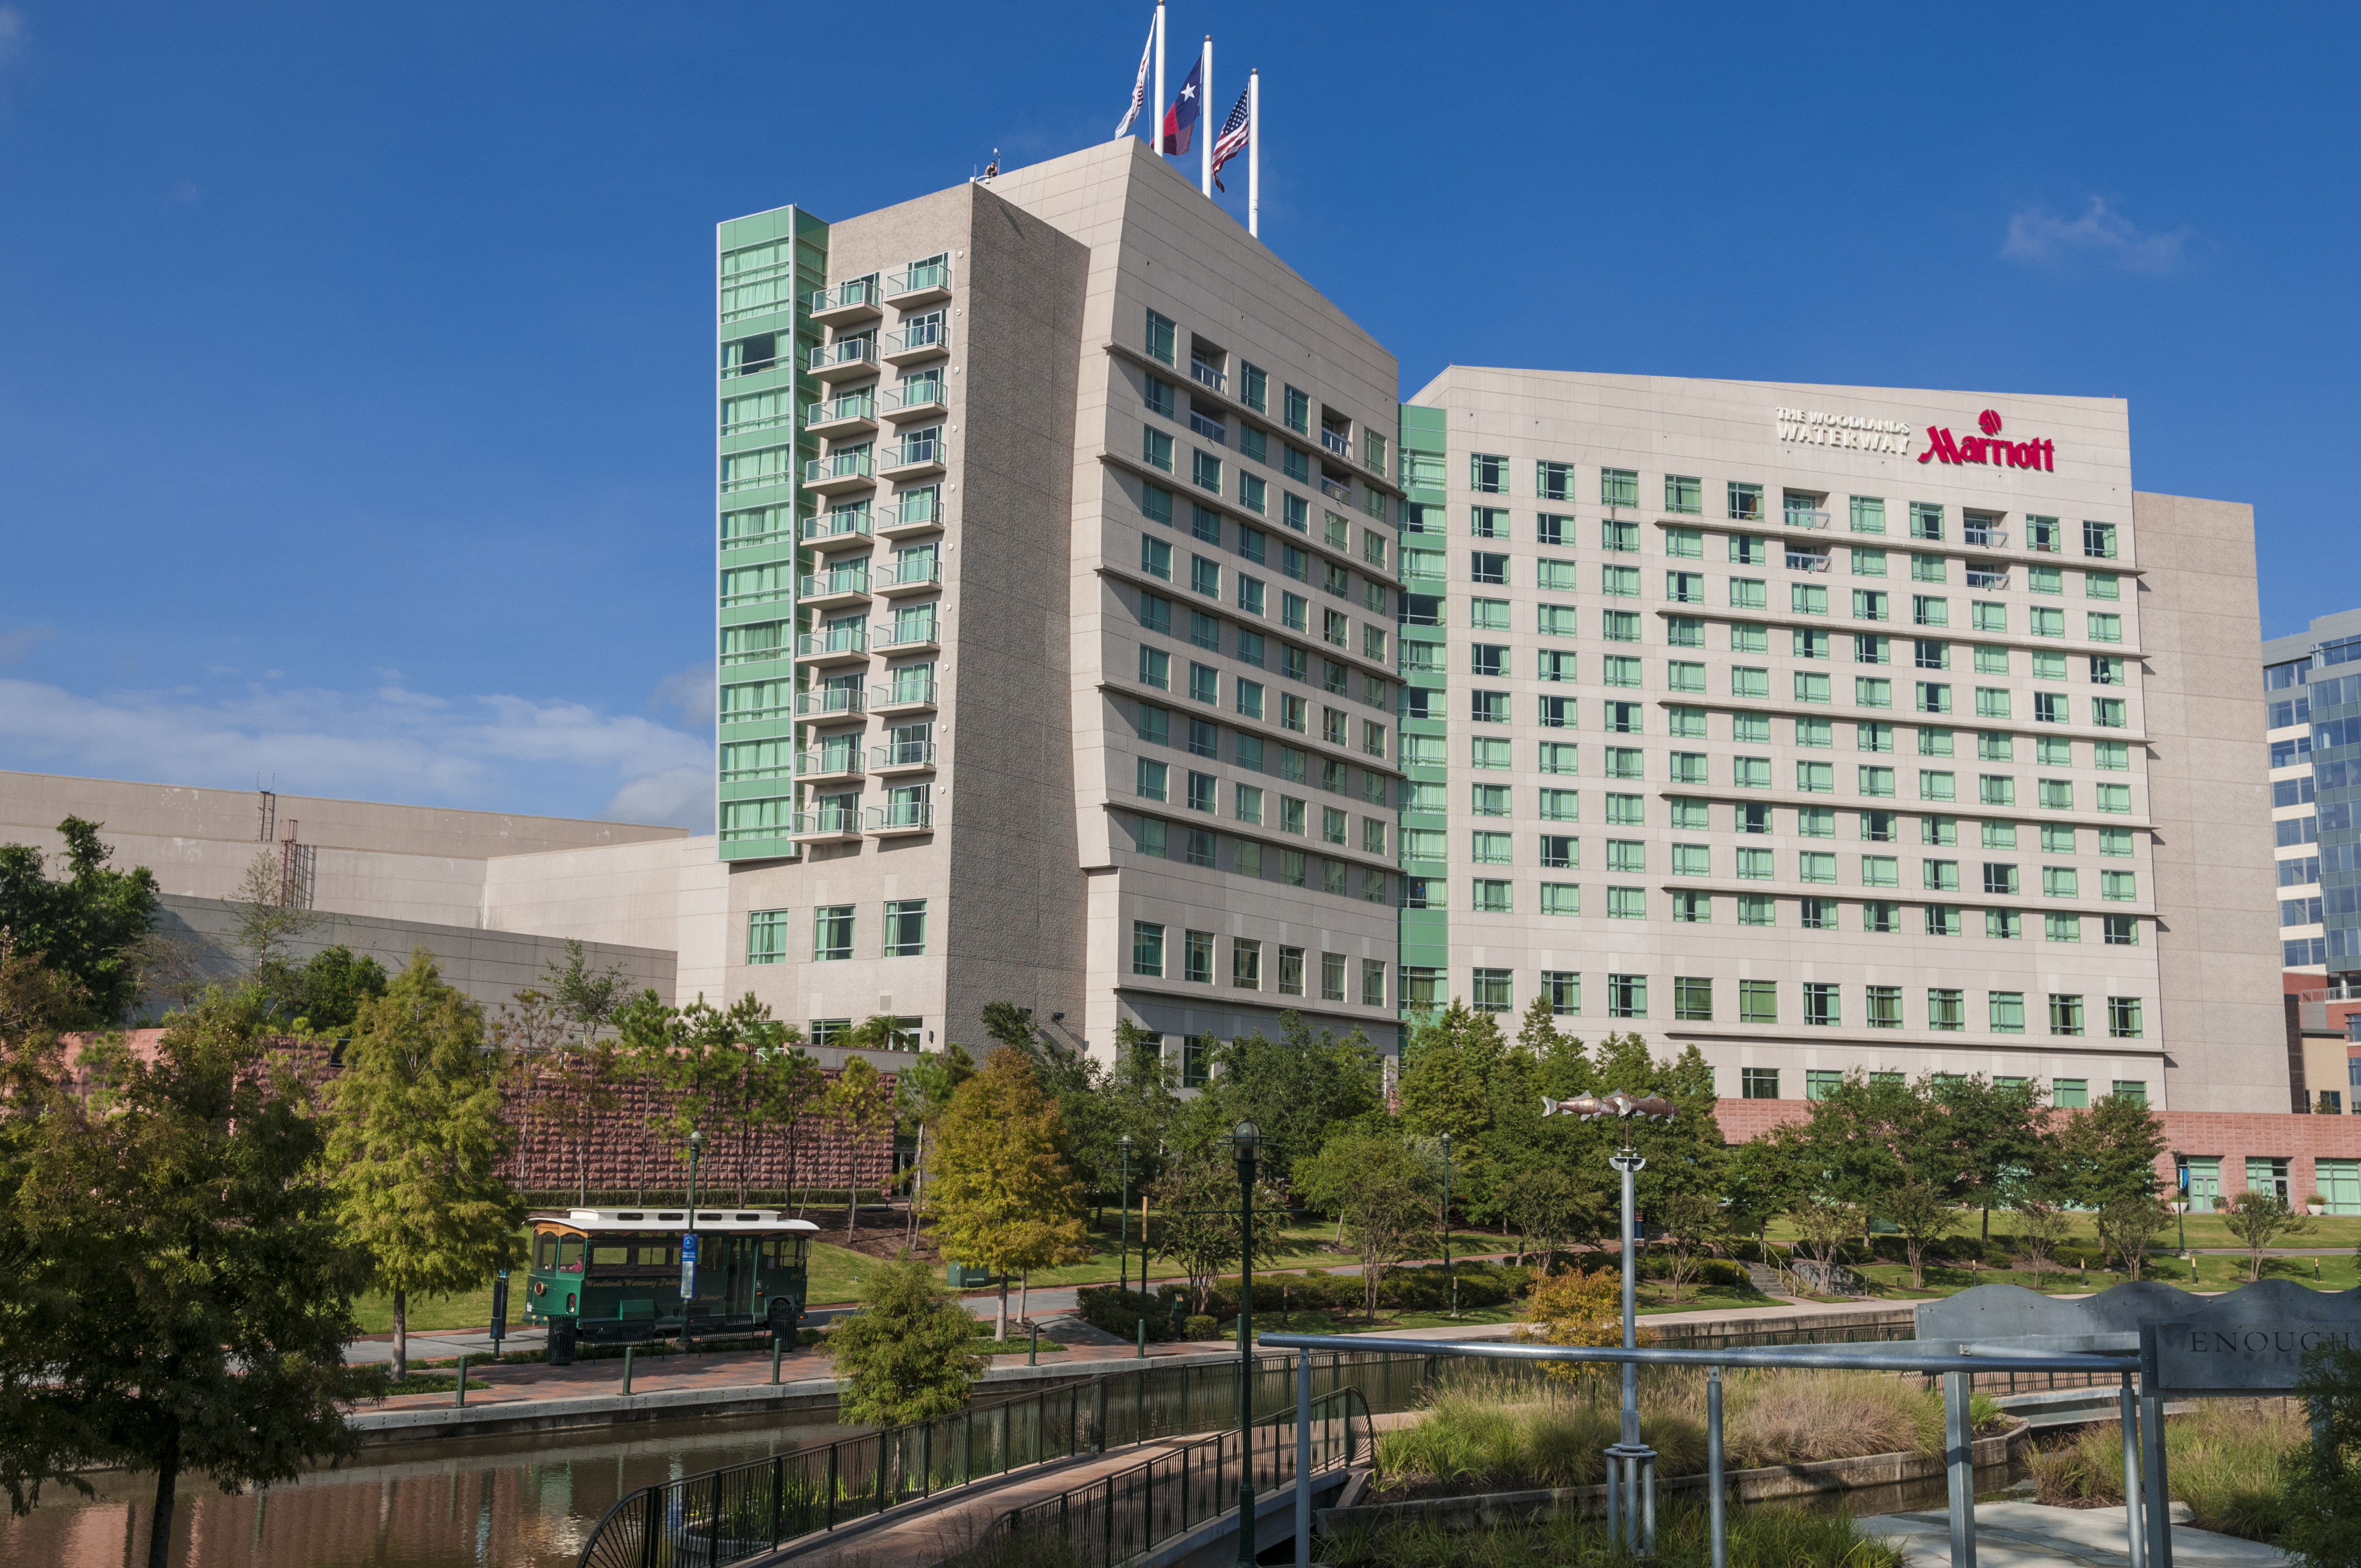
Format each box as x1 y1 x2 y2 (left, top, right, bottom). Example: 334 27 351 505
2027 1400 2299 1541
1075 1285 1178 1342
1182 1314 1220 1341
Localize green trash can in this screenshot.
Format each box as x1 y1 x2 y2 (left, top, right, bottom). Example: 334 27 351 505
946 1262 991 1288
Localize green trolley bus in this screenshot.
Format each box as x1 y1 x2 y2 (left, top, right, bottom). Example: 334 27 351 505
523 1208 819 1362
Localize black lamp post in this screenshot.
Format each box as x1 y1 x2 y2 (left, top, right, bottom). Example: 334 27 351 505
1118 1133 1135 1295
1440 1131 1456 1319
681 1129 706 1352
1231 1119 1261 1567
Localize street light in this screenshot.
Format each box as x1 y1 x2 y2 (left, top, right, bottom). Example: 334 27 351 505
680 1129 706 1353
1440 1131 1455 1319
1118 1133 1135 1295
1230 1119 1261 1568
1542 1087 1675 1554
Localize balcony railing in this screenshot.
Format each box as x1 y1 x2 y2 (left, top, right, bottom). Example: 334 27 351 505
1785 509 1832 530
1786 552 1831 573
883 322 948 358
889 492 943 528
808 278 878 314
867 803 933 831
1320 429 1352 458
883 381 945 415
1188 411 1227 444
803 451 874 486
875 619 939 649
796 750 864 778
801 508 873 543
792 808 862 837
872 741 937 770
884 558 942 589
886 262 950 297
1318 476 1352 503
797 628 868 658
884 435 941 469
806 392 875 427
809 339 875 373
798 569 870 599
1965 525 2010 548
795 688 864 717
1189 360 1226 393
872 678 937 707
1967 569 2010 590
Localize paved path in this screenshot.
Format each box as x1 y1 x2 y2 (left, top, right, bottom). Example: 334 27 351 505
1860 1501 2287 1566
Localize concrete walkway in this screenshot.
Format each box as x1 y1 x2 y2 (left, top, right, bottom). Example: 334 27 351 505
1860 1502 2288 1566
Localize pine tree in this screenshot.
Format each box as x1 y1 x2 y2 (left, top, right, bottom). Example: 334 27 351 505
326 949 524 1380
925 1048 1087 1338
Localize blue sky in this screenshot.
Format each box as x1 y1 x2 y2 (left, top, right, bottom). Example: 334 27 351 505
0 2 2352 831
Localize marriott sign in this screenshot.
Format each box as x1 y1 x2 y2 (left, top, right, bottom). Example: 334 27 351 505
1919 408 2056 472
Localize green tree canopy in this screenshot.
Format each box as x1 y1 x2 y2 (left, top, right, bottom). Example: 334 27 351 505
1296 1130 1437 1320
0 816 160 1025
2054 1091 2167 1209
828 1255 986 1427
926 1047 1087 1338
325 949 524 1379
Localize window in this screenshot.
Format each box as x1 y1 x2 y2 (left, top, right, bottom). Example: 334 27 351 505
1733 667 1769 699
747 908 790 965
1601 467 1638 508
1864 984 1902 1028
1982 862 2020 895
1144 308 1176 364
1666 526 1703 559
1471 690 1509 723
1797 761 1834 794
1920 988 1963 1032
1799 851 1837 884
2101 870 2135 902
1742 1067 1780 1099
1231 939 1262 990
1471 878 1512 913
1179 929 1214 984
1458 966 1511 1014
1850 496 1886 534
1602 565 1639 597
1664 473 1701 513
1669 570 1705 603
1910 502 1944 542
1603 886 1644 920
1143 426 1174 472
1862 854 1898 888
813 905 855 961
1728 482 1763 520
1143 375 1176 418
2108 996 2144 1039
1674 977 1713 1021
1731 578 1766 609
1540 834 1577 869
2083 520 2118 559
1989 991 2026 1033
884 899 928 956
1471 551 1508 585
2048 994 2085 1036
1472 830 1513 864
1796 672 1831 704
1806 1070 1843 1101
2087 612 2123 644
1470 452 1507 493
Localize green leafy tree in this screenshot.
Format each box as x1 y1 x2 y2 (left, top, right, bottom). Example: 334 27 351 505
1191 1014 1385 1191
2223 1189 2308 1281
828 1255 987 1427
2281 1338 2361 1568
2009 1195 2076 1286
2096 1196 2174 1281
1145 1146 1287 1316
895 1044 976 1243
0 985 372 1568
1399 1001 1507 1145
1296 1130 1437 1321
326 949 525 1379
1761 1072 1971 1289
222 849 315 972
289 945 389 1032
825 1054 896 1239
0 816 161 1025
927 1048 1088 1338
2055 1091 2167 1210
1929 1074 2050 1243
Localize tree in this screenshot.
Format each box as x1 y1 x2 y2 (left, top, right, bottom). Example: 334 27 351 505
222 849 315 972
1486 1163 1600 1266
0 816 161 1024
895 1045 976 1243
0 985 372 1568
1295 1130 1437 1321
1514 1265 1653 1389
1190 1015 1385 1193
326 949 526 1379
1765 1072 1973 1291
1881 1180 1962 1291
1785 1197 1864 1292
827 1255 987 1427
1398 1001 1508 1145
2279 1337 2361 1568
1145 1147 1287 1316
1929 1074 2049 1243
825 1055 896 1239
2009 1196 2076 1287
2055 1091 2167 1210
517 942 633 1204
2095 1196 2173 1281
543 939 632 1044
927 1048 1088 1338
2223 1189 2308 1282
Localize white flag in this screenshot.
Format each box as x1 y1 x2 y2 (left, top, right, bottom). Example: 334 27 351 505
1113 17 1155 137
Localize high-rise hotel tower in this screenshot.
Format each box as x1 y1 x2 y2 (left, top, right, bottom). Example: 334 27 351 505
709 138 2289 1114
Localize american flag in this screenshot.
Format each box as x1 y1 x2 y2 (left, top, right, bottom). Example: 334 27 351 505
1210 88 1250 191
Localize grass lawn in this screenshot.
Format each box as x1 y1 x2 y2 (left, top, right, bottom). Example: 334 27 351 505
803 1223 1515 1306
1760 1210 2361 1253
1213 1281 1782 1341
1846 1247 2351 1299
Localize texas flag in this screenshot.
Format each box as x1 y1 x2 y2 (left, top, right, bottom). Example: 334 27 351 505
1161 54 1203 155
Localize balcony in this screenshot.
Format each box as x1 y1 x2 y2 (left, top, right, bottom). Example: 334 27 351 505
804 392 877 436
885 261 951 306
1189 360 1226 394
882 321 948 365
871 678 938 712
874 619 940 653
791 808 864 841
794 687 865 717
1318 476 1352 504
882 381 947 421
879 433 945 480
808 338 877 382
1967 568 2011 590
871 741 937 774
795 749 866 782
808 277 881 325
877 558 942 596
1784 509 1832 530
879 492 945 537
1786 551 1831 573
801 508 873 545
796 627 869 665
802 450 875 494
866 802 934 835
798 568 872 608
1188 410 1227 445
1320 428 1352 459
1965 524 2011 548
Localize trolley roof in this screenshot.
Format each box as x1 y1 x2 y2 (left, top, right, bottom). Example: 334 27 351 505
533 1208 822 1234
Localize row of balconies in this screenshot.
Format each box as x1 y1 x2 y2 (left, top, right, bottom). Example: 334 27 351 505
804 383 947 435
790 803 934 840
808 320 948 381
795 622 939 665
803 433 944 492
807 262 952 325
797 558 942 604
798 493 944 543
792 742 938 780
793 679 937 717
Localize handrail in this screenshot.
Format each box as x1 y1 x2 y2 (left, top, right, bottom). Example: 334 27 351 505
574 1351 1421 1568
960 1386 1373 1568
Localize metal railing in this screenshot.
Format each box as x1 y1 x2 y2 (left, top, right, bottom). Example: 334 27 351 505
803 451 873 485
1966 526 2011 548
1320 428 1351 458
1786 552 1831 573
961 1387 1372 1568
868 803 934 831
810 278 878 313
1785 509 1832 529
795 688 863 716
806 393 875 426
809 339 875 372
801 510 872 542
799 570 870 598
888 262 950 296
884 559 941 588
885 435 940 467
797 628 867 657
873 678 937 707
884 322 948 356
872 741 936 770
575 1350 1428 1568
1968 570 2011 590
890 493 943 527
1318 476 1351 503
796 751 863 778
875 619 939 648
791 808 861 836
884 381 945 414
1189 360 1226 393
1188 411 1227 443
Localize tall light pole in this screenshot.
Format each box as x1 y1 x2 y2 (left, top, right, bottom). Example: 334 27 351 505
1542 1088 1675 1554
680 1129 706 1353
1231 1120 1261 1567
1440 1131 1455 1319
1118 1133 1135 1295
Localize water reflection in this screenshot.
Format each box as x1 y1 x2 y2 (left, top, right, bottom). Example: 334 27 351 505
0 1409 862 1568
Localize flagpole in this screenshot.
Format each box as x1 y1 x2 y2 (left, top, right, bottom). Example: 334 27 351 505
1200 36 1212 196
1248 68 1260 238
1154 4 1165 154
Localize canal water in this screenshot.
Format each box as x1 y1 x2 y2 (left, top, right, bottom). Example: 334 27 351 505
0 1409 861 1568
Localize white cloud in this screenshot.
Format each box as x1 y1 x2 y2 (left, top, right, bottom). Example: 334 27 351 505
2001 197 2193 274
605 766 713 833
0 674 710 821
650 661 715 732
0 8 24 66
0 624 55 668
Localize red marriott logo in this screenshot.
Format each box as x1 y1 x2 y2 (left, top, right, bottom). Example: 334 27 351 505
1918 409 2054 471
